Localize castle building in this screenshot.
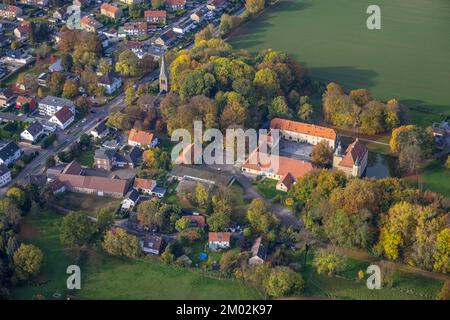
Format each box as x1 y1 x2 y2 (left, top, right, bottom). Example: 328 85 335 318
159 55 169 93
332 139 368 177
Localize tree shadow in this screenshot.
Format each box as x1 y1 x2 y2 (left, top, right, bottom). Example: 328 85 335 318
308 65 379 91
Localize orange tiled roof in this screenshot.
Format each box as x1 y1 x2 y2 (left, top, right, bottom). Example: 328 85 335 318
133 177 155 190
144 10 167 18
128 128 154 146
101 3 120 14
339 139 368 168
242 148 314 179
270 118 337 141
209 232 230 242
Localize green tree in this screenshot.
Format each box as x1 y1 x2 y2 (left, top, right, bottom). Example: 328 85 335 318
13 244 43 280
116 50 140 77
62 79 78 99
268 96 291 119
245 0 265 14
246 199 276 235
60 212 95 247
195 183 209 208
433 228 450 273
96 208 115 237
175 217 190 232
219 250 239 274
253 68 280 99
263 266 304 297
298 103 313 122
310 140 332 168
102 228 141 258
49 72 67 96
161 245 175 264
313 249 347 276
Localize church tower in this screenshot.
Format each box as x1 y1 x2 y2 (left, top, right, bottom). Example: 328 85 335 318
159 55 169 93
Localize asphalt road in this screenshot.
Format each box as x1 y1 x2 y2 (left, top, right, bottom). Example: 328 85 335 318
0 70 159 197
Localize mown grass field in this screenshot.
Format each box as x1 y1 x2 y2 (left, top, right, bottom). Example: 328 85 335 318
422 160 450 197
255 178 284 200
13 212 261 300
230 0 450 126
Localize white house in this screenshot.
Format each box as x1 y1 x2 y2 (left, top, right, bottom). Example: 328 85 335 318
121 189 140 209
98 72 122 95
20 121 45 143
49 106 75 129
0 141 22 166
0 164 12 187
208 232 231 250
127 128 158 148
38 96 76 117
90 122 109 139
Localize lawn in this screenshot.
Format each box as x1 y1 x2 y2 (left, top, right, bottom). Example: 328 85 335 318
55 192 121 215
230 0 450 126
255 178 284 200
13 212 262 300
422 160 450 197
300 249 443 300
75 147 95 167
14 212 77 300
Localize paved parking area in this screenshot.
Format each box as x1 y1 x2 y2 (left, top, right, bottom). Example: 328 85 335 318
279 140 313 161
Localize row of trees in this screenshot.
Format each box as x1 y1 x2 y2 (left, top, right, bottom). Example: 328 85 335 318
0 185 45 298
161 40 311 134
322 83 402 135
287 170 449 273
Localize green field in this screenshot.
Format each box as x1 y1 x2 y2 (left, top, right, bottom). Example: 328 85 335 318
423 160 450 197
230 0 450 126
13 212 261 300
255 178 285 200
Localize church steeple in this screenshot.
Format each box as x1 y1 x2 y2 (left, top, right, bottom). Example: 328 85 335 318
159 55 169 93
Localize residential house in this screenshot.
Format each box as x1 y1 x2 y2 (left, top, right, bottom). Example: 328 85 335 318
20 122 45 143
154 29 176 47
47 178 66 194
241 145 314 192
248 237 266 265
48 58 63 73
121 189 140 209
140 234 165 255
19 0 48 6
0 89 17 109
2 49 33 65
80 15 103 33
100 3 122 19
165 0 186 11
49 106 75 129
0 141 22 166
118 0 143 4
94 148 116 171
190 10 205 23
332 139 368 177
48 160 131 198
90 122 109 139
98 71 122 95
13 21 30 39
0 164 12 187
432 121 450 150
38 96 76 116
124 22 149 37
173 19 194 34
0 5 23 19
15 95 37 112
184 214 206 229
127 128 158 148
270 117 337 149
137 94 157 110
133 177 156 194
207 0 226 11
144 10 166 24
208 232 231 250
52 7 68 22
103 28 118 38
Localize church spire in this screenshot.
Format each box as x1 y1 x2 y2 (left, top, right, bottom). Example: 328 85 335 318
159 55 169 93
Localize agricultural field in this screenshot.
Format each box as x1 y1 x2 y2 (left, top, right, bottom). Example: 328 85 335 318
230 0 450 126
